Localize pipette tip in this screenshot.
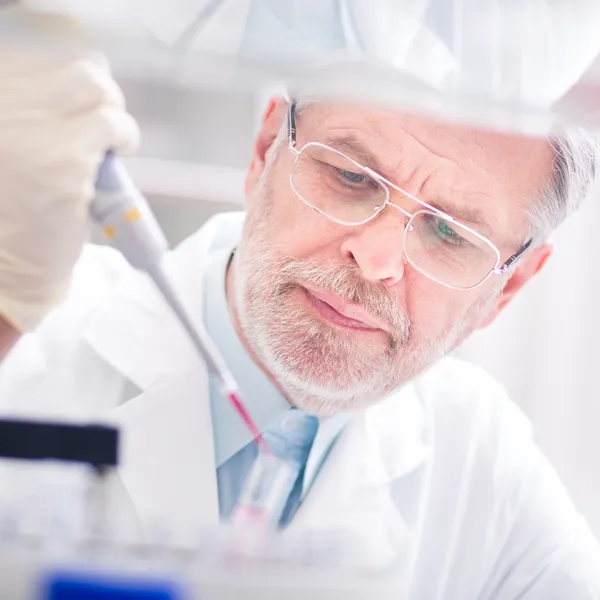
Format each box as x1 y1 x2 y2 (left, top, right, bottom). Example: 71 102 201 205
226 391 271 455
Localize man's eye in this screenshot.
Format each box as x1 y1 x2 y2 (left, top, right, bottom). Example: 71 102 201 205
433 218 467 245
334 167 368 184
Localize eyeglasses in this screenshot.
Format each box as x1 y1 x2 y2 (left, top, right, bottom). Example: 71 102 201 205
286 102 532 291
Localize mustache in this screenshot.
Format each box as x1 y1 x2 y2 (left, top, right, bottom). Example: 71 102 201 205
276 258 412 338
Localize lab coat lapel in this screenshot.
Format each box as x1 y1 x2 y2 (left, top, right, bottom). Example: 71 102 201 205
84 214 246 542
108 368 219 544
84 214 235 392
88 256 221 543
289 386 431 569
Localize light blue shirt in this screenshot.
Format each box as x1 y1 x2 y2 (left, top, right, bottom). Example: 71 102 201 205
202 242 347 522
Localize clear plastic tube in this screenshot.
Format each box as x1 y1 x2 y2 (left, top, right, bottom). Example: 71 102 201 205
231 453 297 529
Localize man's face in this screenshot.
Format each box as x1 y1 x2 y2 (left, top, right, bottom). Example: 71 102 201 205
231 99 553 414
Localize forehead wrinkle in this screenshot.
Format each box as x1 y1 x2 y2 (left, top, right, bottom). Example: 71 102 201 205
409 123 550 224
394 127 508 201
413 174 495 239
310 110 523 248
406 129 520 234
418 167 521 247
387 132 498 228
324 127 504 240
447 135 510 200
441 145 531 247
306 104 542 203
323 127 395 175
376 117 516 201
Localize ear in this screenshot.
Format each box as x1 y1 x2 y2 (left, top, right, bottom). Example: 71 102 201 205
478 242 553 329
245 95 288 197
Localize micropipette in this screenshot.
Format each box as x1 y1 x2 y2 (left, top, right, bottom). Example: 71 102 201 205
91 153 269 454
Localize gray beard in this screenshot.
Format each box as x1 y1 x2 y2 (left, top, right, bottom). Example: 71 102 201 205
230 233 478 415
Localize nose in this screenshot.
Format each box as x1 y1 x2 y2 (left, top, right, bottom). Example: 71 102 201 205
340 209 406 286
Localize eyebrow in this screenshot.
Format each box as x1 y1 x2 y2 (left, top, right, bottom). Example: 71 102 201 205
325 133 390 178
324 133 493 234
426 200 492 234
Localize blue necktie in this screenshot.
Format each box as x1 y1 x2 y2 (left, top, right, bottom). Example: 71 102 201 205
261 410 319 527
217 409 319 524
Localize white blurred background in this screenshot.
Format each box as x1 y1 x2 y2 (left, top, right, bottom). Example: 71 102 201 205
456 183 600 539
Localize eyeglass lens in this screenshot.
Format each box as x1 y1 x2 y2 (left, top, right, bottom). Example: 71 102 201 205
291 143 498 289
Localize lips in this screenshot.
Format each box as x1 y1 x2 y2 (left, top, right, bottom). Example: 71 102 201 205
303 286 385 331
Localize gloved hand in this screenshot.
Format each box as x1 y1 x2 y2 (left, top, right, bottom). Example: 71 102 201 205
0 8 139 332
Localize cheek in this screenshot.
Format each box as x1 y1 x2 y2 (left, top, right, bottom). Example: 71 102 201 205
404 278 479 339
255 172 346 260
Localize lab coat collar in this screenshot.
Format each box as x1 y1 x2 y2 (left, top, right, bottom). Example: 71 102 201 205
84 212 245 393
106 368 220 544
289 384 431 569
360 384 431 486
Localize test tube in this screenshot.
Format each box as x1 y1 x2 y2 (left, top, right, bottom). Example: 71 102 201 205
231 453 297 529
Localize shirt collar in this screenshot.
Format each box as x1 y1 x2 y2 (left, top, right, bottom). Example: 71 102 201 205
202 243 354 470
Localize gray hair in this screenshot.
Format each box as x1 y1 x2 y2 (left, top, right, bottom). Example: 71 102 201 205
526 127 599 244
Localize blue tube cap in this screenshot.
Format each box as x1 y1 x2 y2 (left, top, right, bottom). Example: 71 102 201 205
41 569 185 600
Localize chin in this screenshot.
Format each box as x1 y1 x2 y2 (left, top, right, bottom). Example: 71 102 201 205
261 334 397 414
276 376 385 415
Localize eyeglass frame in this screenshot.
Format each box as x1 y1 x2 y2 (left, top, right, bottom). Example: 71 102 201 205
286 101 533 291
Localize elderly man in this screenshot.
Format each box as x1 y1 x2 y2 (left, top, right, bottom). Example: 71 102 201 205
0 38 599 600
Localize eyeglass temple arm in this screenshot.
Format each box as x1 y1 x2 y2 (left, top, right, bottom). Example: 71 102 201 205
288 102 297 148
496 238 533 274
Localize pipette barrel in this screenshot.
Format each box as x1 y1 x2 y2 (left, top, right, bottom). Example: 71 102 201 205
93 154 271 454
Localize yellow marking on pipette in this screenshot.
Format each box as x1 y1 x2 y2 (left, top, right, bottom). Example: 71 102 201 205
103 225 116 239
124 208 142 222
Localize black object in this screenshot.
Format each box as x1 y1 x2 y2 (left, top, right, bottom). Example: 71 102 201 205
0 419 119 469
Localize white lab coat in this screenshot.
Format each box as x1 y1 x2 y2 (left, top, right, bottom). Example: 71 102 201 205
1 212 599 599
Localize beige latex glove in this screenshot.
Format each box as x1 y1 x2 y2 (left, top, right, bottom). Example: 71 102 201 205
0 8 139 332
